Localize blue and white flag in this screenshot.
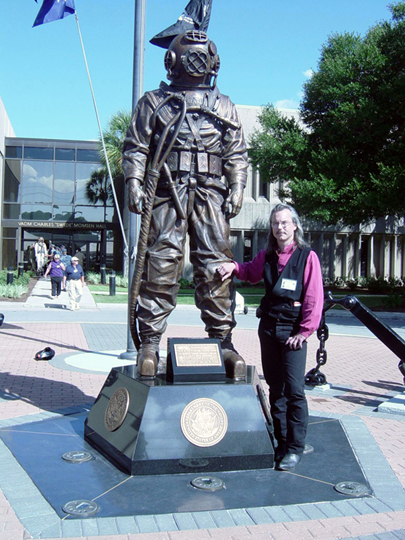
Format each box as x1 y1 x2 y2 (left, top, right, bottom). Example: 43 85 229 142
33 0 76 28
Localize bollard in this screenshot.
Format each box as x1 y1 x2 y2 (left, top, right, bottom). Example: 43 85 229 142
100 264 106 285
23 260 28 271
18 262 24 277
7 267 14 285
109 270 116 296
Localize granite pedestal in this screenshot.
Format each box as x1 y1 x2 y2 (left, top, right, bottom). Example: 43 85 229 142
84 364 274 475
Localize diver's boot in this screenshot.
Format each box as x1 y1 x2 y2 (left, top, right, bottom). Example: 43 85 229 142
137 337 160 378
220 335 246 381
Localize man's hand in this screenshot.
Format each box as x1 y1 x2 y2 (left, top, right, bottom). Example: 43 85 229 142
285 333 306 350
224 185 244 219
127 178 145 214
217 262 236 281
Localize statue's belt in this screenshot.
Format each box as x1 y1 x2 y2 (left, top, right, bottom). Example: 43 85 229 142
166 151 222 177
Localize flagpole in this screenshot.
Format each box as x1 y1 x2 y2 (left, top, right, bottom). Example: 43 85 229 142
74 13 129 255
120 0 146 360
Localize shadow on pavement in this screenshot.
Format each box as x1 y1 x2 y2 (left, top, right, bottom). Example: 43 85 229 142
0 371 95 411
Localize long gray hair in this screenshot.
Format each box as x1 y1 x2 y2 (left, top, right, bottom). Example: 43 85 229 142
267 203 308 253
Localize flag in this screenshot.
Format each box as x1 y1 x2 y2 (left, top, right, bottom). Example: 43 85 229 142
33 0 75 28
150 0 213 49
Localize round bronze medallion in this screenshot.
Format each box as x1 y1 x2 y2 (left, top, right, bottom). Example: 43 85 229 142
105 387 130 432
180 398 228 447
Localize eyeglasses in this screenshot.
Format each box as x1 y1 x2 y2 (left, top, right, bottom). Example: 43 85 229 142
271 221 293 229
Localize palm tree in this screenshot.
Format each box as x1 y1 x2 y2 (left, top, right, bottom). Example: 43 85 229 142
85 110 132 272
85 169 110 206
99 109 132 179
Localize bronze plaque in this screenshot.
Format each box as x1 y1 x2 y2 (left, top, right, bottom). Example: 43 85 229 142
105 387 130 432
174 342 222 367
180 398 228 447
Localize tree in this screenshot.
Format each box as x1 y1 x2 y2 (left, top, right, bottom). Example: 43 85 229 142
86 110 131 270
249 2 405 225
87 109 132 192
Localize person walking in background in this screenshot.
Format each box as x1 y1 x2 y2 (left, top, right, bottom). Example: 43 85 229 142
63 256 85 311
60 247 72 269
34 237 48 275
44 253 65 299
218 203 324 472
26 243 36 271
73 247 85 269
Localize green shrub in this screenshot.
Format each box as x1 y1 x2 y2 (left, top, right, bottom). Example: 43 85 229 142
367 277 391 294
178 278 195 289
345 278 358 290
0 283 29 298
113 275 128 288
333 276 347 289
383 291 404 310
85 271 101 285
0 269 33 287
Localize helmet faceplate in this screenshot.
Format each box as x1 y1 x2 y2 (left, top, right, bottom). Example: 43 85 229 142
164 31 220 87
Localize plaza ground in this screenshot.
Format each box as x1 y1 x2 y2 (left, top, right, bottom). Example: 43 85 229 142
1 278 405 540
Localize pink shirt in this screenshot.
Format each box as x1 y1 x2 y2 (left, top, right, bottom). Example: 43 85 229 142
234 243 324 338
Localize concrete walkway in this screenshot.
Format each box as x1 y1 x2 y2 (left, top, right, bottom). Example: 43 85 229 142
0 279 405 540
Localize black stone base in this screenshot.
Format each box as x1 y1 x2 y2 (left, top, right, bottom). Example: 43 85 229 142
0 412 372 520
84 365 274 475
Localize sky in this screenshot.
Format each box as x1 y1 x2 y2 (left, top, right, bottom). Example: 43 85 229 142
0 0 394 141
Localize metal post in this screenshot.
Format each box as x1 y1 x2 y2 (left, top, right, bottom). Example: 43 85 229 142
100 264 106 285
109 271 116 296
18 262 24 277
7 267 14 285
120 0 146 361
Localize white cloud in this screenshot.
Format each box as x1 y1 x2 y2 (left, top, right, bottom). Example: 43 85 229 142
275 99 300 110
303 69 314 78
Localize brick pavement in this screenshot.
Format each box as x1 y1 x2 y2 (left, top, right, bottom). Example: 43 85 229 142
0 287 405 539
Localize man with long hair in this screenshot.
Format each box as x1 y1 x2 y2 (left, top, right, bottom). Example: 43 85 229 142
218 203 324 471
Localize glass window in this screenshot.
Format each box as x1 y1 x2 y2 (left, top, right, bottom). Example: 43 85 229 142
3 204 20 219
4 160 21 202
3 228 17 238
21 205 52 220
55 148 75 161
22 160 53 203
75 206 105 222
54 162 75 205
24 147 54 160
105 206 117 223
53 206 74 221
77 149 100 162
5 146 22 159
75 163 103 205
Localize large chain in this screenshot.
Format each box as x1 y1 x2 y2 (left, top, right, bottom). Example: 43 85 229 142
305 311 329 386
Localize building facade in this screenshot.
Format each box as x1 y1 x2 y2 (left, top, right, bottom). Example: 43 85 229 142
1 98 404 280
1 133 123 272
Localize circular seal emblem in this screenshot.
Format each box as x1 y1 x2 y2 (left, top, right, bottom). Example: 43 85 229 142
62 499 99 516
105 387 130 432
180 398 228 447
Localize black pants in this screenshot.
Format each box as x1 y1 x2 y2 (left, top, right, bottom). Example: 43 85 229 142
258 318 308 455
51 276 63 297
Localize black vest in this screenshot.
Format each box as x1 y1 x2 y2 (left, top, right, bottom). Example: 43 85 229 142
259 247 311 323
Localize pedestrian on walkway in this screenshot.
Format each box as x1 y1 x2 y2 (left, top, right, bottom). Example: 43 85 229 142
44 253 65 299
60 248 72 270
33 237 48 275
73 247 85 270
63 256 85 311
217 203 324 472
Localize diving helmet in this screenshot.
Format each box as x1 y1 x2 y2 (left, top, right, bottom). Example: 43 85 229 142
164 30 220 88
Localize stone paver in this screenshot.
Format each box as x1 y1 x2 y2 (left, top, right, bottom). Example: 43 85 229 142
0 279 405 539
